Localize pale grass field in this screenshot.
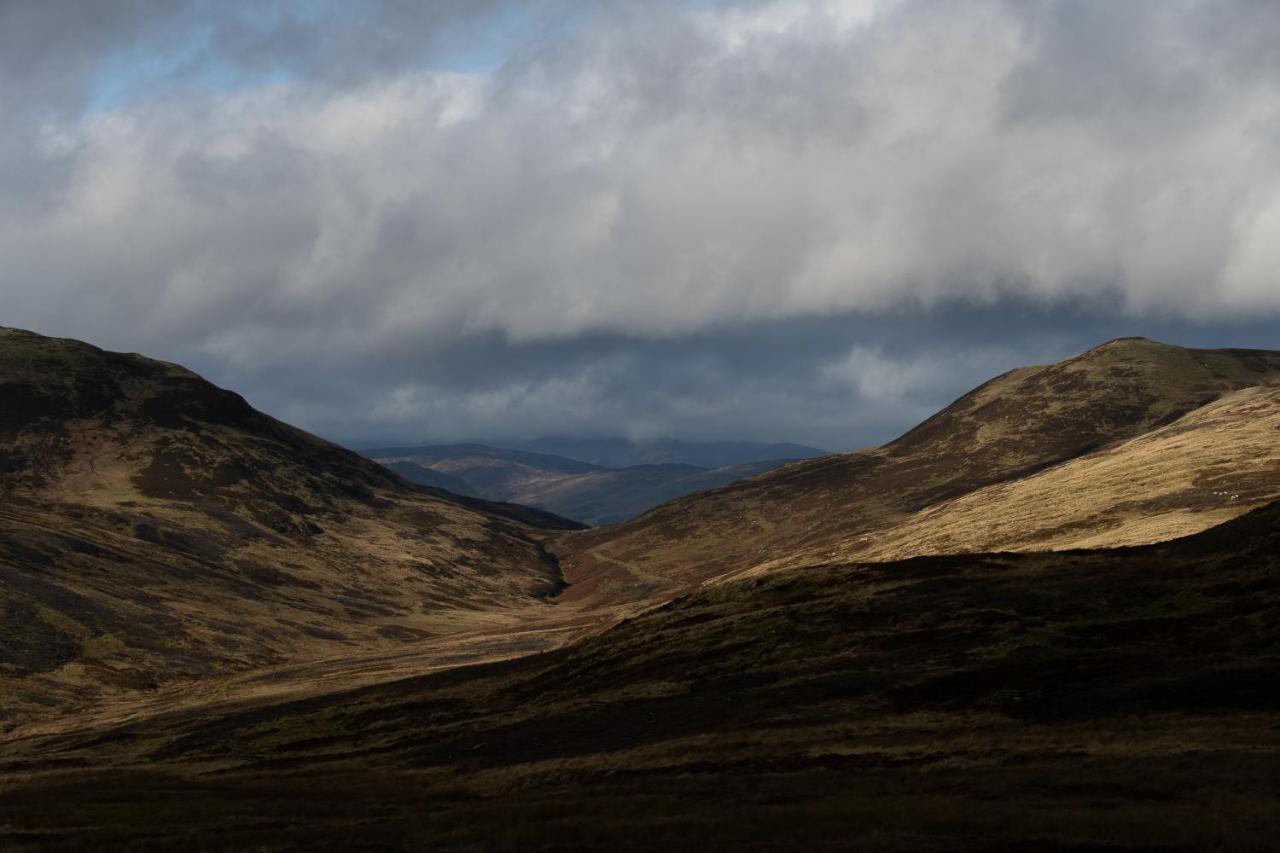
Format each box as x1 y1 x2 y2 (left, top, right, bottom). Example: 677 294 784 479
720 385 1280 582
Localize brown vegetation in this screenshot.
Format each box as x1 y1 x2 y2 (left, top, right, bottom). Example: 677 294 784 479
554 338 1280 605
4 330 1280 850
0 328 580 724
3 502 1278 850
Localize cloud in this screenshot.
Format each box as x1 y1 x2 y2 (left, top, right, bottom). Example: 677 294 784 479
2 0 1279 446
824 347 957 404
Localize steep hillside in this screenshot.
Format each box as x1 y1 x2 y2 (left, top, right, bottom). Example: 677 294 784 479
722 383 1280 578
368 443 786 525
5 502 1278 850
554 338 1280 604
0 328 578 723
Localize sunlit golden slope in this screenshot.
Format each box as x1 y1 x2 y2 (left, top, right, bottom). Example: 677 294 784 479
552 338 1280 604
723 384 1280 580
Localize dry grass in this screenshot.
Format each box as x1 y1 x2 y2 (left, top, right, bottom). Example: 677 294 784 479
554 338 1280 605
3 503 1279 850
729 385 1280 578
0 329 577 726
6 330 1280 849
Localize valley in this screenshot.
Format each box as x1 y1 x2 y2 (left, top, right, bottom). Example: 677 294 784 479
4 503 1278 850
364 442 813 526
7 5 1279 849
3 329 1280 850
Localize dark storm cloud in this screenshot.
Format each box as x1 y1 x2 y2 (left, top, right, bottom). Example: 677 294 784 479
203 299 1280 452
2 0 1279 447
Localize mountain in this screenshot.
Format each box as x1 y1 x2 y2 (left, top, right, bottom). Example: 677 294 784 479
718 382 1280 581
0 328 579 723
379 460 479 497
552 338 1280 604
365 443 791 525
5 500 1277 850
4 331 1280 850
506 436 827 468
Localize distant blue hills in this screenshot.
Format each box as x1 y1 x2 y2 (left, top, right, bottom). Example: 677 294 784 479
361 438 827 526
499 436 827 469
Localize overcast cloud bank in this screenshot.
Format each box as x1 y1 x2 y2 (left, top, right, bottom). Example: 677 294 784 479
3 0 1279 447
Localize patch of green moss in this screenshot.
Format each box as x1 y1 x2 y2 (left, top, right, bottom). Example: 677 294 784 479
81 633 128 660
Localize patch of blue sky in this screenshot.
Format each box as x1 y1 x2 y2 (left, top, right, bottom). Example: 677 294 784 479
84 23 295 116
427 1 610 74
434 3 532 73
81 0 618 117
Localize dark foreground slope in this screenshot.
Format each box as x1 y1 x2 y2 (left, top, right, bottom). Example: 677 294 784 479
4 502 1278 851
368 443 788 525
555 338 1280 604
0 328 579 723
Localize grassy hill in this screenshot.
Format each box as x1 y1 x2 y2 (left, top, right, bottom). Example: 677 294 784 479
3 501 1277 850
553 338 1280 605
0 328 579 723
720 383 1280 579
4 330 1280 850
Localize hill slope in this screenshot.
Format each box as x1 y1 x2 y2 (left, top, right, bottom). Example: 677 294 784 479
4 501 1277 850
722 383 1280 578
553 338 1280 604
0 328 578 723
367 443 788 525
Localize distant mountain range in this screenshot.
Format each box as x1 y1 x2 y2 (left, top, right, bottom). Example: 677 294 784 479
362 441 822 525
498 437 827 469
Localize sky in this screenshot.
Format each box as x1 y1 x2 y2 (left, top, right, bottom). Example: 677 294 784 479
3 0 1280 451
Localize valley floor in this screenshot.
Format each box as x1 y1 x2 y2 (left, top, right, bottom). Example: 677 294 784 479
4 515 1279 851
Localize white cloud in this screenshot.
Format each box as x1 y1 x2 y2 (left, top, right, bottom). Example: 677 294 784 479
822 344 1022 405
7 0 1278 368
823 347 944 402
2 0 1279 442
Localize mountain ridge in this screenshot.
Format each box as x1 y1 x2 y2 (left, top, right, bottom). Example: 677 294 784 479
3 330 1280 849
505 435 828 468
0 327 579 723
366 442 798 525
551 337 1280 604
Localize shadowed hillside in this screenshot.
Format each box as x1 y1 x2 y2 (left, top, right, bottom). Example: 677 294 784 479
3 501 1277 850
0 328 580 723
554 338 1280 605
